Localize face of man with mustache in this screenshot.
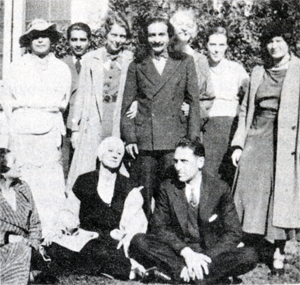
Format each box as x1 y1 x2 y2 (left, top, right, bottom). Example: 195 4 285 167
69 30 90 57
147 21 170 55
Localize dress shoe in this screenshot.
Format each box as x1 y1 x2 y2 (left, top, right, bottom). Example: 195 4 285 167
142 266 172 283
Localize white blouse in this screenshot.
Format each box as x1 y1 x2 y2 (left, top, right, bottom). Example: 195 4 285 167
4 53 71 135
209 58 249 117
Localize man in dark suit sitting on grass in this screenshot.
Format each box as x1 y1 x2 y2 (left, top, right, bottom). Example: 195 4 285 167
129 137 258 284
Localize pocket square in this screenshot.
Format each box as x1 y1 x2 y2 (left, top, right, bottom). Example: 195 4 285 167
208 214 218 222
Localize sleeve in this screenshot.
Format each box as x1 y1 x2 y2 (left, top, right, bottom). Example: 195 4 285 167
71 57 92 132
120 62 139 144
149 186 188 255
237 66 250 106
196 56 215 127
59 64 72 111
23 183 42 251
231 67 254 149
185 56 201 136
204 186 242 259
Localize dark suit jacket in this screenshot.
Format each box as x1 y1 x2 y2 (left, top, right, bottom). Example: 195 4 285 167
149 169 242 259
62 55 80 129
121 53 201 151
72 169 135 233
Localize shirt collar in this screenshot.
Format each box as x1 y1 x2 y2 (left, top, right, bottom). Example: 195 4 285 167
151 49 169 61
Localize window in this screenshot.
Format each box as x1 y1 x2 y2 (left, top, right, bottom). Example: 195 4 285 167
25 0 71 32
0 0 4 79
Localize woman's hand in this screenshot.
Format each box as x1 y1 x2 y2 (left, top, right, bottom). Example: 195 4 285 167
126 100 138 119
232 149 243 167
181 102 190 117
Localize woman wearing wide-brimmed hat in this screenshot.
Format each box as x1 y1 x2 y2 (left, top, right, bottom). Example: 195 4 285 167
3 19 71 242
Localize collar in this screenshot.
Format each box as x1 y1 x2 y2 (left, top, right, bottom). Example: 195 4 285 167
151 49 169 61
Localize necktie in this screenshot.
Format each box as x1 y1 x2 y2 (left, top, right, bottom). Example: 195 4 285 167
75 58 81 74
189 188 198 208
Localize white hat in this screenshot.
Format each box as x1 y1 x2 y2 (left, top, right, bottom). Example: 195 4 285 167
19 18 62 47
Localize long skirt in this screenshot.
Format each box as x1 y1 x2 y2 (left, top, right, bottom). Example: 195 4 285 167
10 129 66 237
203 116 237 186
233 112 286 241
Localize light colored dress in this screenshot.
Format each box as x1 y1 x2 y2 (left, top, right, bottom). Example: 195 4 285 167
66 47 132 194
4 53 71 237
0 180 42 284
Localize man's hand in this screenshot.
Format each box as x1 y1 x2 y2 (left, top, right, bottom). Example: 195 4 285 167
126 143 139 159
126 100 138 119
71 131 80 148
180 247 212 280
180 266 190 282
232 148 243 167
181 102 190 117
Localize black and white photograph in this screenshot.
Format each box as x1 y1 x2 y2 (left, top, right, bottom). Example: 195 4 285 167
0 0 299 284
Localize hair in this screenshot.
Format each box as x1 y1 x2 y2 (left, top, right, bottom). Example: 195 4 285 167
104 11 131 39
170 9 198 40
206 26 228 44
143 12 175 40
67 22 91 40
135 11 182 62
260 21 292 48
260 21 292 67
0 148 10 178
175 137 205 158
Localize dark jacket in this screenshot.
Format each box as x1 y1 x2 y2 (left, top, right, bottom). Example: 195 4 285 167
121 53 201 151
149 169 242 259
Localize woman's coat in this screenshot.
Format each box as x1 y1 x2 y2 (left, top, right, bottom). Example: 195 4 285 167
66 47 133 194
232 55 300 228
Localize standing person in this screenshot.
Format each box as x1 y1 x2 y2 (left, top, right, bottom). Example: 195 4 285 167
121 13 201 218
129 138 258 283
170 8 215 114
0 148 42 285
4 19 71 241
62 22 91 177
67 12 133 195
203 26 249 185
231 21 300 272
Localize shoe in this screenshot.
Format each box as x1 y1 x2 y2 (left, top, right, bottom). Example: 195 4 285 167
142 267 172 283
272 247 285 275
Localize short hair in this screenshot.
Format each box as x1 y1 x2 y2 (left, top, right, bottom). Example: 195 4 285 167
175 137 205 158
144 12 174 39
206 26 228 43
104 11 131 39
67 22 91 40
0 148 10 176
170 9 197 39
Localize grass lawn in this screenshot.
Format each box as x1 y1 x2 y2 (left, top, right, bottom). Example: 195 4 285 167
51 239 300 285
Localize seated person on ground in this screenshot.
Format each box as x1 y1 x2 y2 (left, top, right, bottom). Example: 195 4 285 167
33 137 143 281
0 148 42 285
129 137 259 284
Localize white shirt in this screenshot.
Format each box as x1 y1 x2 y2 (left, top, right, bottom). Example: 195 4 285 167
152 57 167 75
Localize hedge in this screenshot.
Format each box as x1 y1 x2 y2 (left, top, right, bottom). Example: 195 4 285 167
53 0 300 73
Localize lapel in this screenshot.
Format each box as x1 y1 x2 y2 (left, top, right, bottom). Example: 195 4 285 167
89 48 105 120
63 56 79 94
198 171 213 222
172 182 188 232
139 55 182 99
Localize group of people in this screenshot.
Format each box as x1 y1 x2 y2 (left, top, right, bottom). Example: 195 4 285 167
1 6 300 285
